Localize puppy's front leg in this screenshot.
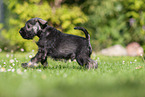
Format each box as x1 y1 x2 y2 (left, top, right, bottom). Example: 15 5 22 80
21 48 48 68
41 48 48 68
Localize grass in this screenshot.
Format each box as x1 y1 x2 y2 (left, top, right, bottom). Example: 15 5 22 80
0 51 145 97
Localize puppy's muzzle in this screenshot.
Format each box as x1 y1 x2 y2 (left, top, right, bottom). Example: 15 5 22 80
19 28 26 38
19 28 34 39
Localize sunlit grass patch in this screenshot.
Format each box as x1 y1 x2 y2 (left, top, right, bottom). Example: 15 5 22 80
0 51 145 97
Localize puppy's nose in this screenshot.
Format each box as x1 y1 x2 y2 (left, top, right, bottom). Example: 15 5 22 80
19 28 23 33
19 30 22 33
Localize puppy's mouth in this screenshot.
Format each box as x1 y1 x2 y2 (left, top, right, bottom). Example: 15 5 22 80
19 28 34 39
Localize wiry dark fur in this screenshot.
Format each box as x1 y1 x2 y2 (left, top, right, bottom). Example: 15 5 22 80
19 18 98 69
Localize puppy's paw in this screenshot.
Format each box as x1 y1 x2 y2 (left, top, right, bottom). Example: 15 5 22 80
86 59 98 69
21 62 39 68
27 61 39 68
21 63 28 68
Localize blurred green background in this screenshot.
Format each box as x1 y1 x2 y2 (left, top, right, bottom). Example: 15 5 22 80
0 0 145 52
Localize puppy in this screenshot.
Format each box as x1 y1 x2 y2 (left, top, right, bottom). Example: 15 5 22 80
19 18 98 69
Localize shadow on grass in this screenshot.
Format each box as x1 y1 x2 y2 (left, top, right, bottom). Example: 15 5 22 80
34 64 88 71
26 61 91 71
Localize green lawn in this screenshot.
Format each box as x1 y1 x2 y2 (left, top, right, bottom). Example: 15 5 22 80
0 52 145 97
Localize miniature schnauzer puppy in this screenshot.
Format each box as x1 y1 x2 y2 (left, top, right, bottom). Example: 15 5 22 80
19 18 98 69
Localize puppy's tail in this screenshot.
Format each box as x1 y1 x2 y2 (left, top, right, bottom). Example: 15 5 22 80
74 27 92 54
74 27 90 41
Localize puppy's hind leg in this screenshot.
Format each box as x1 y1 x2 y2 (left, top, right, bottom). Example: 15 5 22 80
76 55 88 67
76 56 98 69
76 57 84 66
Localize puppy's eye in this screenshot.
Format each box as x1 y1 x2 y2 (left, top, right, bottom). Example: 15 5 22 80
27 25 30 28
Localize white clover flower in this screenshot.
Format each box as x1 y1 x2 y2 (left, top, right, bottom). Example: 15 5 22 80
20 48 24 52
9 66 13 69
0 67 6 72
0 65 1 68
69 59 71 63
140 54 143 56
32 50 34 52
29 55 33 58
11 50 14 53
10 59 15 63
17 69 23 75
6 54 9 58
14 58 18 62
12 63 15 66
24 69 27 72
136 66 143 69
3 62 6 64
7 69 11 71
11 69 15 72
134 59 137 62
11 54 14 57
37 69 42 72
0 48 2 52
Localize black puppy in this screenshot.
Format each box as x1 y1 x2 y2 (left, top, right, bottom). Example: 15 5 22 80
19 18 98 69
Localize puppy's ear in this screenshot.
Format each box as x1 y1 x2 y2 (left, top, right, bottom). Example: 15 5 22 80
38 19 48 25
37 19 48 29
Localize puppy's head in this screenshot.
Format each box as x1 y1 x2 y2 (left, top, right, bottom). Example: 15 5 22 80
19 18 47 39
